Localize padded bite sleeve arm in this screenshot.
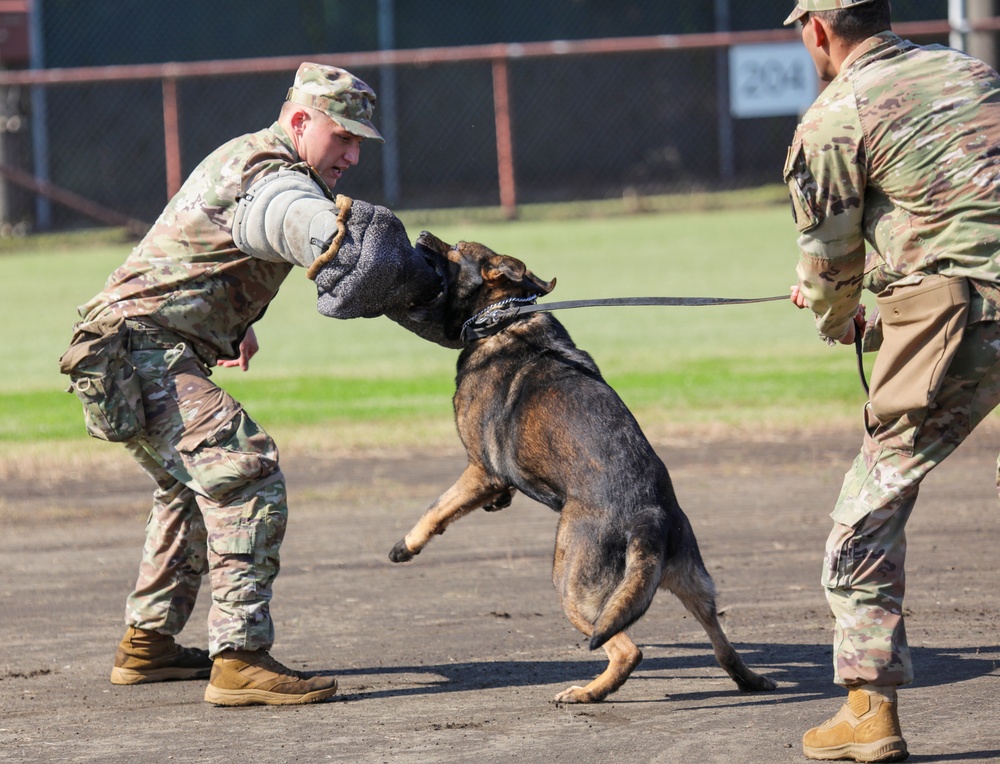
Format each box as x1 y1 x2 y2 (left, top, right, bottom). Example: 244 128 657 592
232 168 343 268
309 198 435 318
308 198 462 348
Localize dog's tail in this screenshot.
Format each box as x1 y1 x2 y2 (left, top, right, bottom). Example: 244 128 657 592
588 532 664 651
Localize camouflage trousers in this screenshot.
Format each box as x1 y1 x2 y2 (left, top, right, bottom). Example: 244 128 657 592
121 337 287 658
823 319 1000 687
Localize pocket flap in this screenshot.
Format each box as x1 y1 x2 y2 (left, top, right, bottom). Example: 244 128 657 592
783 141 821 233
59 316 128 376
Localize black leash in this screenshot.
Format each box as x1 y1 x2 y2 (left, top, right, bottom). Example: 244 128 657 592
460 294 788 343
461 292 872 397
854 320 870 395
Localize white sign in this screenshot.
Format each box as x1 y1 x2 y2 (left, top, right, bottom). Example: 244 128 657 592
729 43 818 118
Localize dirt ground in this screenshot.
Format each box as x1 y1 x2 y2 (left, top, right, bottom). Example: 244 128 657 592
3 423 1000 764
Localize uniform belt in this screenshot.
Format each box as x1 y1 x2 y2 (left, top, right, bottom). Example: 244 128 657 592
125 319 188 350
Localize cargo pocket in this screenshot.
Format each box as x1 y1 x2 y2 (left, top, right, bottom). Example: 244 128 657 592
70 363 144 442
207 521 257 602
868 276 969 421
207 503 286 603
209 524 256 556
59 317 146 442
179 409 280 503
783 141 822 233
822 522 858 591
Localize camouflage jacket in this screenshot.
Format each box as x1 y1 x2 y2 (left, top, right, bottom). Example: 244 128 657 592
784 32 1000 341
78 122 316 365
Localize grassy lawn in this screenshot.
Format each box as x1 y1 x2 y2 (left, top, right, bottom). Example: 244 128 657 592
0 195 874 458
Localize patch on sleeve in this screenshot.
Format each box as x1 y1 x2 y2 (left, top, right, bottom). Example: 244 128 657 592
783 141 823 233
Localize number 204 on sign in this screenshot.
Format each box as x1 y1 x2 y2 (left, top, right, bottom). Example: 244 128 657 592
729 42 819 119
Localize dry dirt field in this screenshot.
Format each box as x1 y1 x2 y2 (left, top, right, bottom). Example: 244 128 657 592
3 424 1000 763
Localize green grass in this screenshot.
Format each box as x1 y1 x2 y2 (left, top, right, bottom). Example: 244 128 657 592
0 195 874 453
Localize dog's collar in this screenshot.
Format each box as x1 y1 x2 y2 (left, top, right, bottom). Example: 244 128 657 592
460 295 540 344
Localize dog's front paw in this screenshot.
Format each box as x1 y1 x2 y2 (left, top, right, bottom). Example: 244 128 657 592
483 487 515 512
389 540 417 563
553 685 597 704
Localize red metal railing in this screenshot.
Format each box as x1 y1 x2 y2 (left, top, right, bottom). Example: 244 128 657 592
0 18 994 226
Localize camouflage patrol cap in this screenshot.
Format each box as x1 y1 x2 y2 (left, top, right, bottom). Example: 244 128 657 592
783 0 876 26
286 62 384 143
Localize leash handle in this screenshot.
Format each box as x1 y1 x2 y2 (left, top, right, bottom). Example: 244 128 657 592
854 314 870 395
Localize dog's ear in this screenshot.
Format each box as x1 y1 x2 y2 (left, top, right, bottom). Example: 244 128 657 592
529 273 556 295
416 230 453 256
481 257 523 289
482 256 556 296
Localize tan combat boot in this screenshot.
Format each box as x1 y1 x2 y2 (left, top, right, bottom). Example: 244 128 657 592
803 685 908 762
110 625 213 685
203 649 338 706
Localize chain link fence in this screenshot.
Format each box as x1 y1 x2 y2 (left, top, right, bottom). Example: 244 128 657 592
0 0 961 232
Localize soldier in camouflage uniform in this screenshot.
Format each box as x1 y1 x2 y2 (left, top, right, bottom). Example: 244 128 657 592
783 0 1000 760
64 62 455 707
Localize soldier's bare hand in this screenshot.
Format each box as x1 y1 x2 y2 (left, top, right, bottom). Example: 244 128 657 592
790 285 808 309
218 326 259 371
837 306 867 346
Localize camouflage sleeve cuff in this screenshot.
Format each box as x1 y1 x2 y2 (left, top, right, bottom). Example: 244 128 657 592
796 251 864 342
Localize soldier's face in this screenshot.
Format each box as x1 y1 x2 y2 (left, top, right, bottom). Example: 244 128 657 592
298 112 364 188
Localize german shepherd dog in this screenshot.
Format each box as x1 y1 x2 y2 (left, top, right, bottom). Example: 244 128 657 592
389 233 777 703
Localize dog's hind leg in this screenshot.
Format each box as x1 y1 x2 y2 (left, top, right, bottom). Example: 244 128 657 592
553 607 643 704
388 462 510 563
551 520 645 703
661 557 777 693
